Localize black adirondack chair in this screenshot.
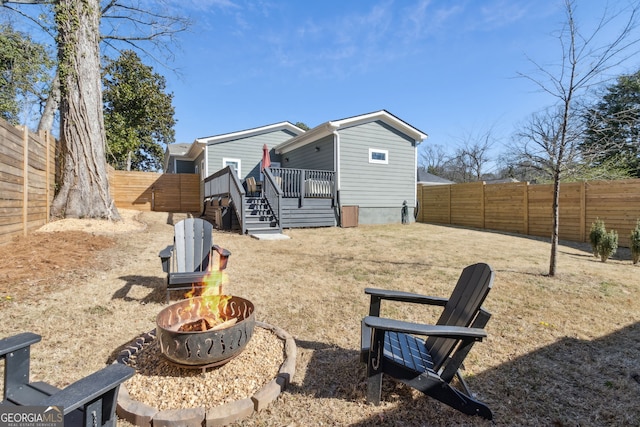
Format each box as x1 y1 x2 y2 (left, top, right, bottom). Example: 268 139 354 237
159 217 231 303
0 332 134 427
361 262 494 419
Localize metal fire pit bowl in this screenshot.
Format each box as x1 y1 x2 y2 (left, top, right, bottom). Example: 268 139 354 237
156 295 255 367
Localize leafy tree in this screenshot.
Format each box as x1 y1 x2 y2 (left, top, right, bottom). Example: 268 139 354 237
294 121 310 131
103 50 175 171
583 71 640 177
0 23 52 124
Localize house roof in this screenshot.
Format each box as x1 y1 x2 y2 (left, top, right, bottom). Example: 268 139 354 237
196 121 306 146
417 170 455 185
275 110 428 154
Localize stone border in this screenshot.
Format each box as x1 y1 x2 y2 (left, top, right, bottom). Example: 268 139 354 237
115 321 296 427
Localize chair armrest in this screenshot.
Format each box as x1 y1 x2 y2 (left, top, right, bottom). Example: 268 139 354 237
38 363 134 414
365 288 448 306
213 245 231 270
158 245 174 273
363 316 487 341
0 332 41 357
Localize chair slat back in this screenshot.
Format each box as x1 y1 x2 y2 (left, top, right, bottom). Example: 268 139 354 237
173 218 213 273
426 263 494 370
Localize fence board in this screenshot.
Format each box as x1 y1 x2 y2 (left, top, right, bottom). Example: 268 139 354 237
418 178 640 248
0 119 55 245
108 169 201 213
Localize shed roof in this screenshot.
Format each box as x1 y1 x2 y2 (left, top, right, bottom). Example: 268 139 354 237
275 110 428 154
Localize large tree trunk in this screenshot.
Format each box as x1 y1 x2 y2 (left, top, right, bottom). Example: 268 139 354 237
51 0 119 220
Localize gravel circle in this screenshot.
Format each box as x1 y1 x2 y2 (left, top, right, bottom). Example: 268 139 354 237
122 325 284 411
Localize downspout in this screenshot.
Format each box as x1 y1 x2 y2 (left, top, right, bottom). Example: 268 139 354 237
333 130 341 225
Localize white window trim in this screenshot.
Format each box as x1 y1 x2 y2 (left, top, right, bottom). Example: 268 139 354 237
200 159 205 179
369 148 389 164
223 158 242 177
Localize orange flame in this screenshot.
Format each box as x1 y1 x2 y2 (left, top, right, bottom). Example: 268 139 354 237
184 250 231 324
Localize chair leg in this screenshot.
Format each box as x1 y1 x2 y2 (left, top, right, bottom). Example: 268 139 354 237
412 379 493 420
366 373 383 405
366 328 384 405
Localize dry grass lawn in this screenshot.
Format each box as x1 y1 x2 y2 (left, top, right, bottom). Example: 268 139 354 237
1 210 639 426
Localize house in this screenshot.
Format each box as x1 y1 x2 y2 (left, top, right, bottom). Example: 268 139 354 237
165 110 428 234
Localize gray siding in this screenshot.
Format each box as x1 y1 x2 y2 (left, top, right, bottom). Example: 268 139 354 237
338 121 416 223
283 134 334 171
207 129 296 180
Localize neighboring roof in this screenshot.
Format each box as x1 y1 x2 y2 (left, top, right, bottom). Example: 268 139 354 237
275 110 428 154
196 121 305 145
417 170 455 185
485 178 520 184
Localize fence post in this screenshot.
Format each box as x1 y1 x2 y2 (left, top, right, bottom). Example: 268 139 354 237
22 126 29 236
523 182 529 235
580 181 586 242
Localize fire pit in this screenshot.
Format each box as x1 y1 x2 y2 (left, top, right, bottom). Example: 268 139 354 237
156 295 255 367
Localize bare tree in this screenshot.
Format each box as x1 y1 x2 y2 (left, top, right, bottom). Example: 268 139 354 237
516 0 640 276
419 144 449 176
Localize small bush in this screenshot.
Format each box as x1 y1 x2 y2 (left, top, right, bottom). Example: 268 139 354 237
589 218 606 258
630 220 640 265
598 230 618 263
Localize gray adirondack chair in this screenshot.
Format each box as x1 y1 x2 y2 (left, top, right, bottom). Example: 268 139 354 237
159 217 231 303
0 332 134 427
361 262 494 419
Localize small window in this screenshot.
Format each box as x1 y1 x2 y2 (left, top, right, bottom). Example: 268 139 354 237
200 159 205 179
369 148 388 164
223 158 241 178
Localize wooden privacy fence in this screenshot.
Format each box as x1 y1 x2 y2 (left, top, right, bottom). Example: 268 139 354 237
0 118 56 246
108 169 201 213
418 179 640 248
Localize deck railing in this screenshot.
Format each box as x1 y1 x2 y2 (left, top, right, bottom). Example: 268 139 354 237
269 167 335 204
203 166 247 234
262 168 283 231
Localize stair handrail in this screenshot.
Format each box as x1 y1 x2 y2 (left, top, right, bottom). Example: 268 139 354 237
262 167 283 233
203 166 246 234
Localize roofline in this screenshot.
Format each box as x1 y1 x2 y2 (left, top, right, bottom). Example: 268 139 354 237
196 121 306 145
275 110 428 154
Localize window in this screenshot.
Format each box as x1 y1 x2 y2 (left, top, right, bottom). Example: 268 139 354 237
200 159 205 179
223 158 241 177
369 148 388 164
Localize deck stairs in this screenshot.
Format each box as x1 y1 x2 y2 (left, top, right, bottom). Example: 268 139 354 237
244 196 280 235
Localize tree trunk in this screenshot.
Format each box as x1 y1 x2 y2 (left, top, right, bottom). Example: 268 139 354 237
51 0 119 220
37 70 60 134
548 170 560 276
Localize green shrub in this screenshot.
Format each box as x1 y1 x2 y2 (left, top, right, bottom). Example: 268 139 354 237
630 220 640 265
598 230 618 263
589 218 606 258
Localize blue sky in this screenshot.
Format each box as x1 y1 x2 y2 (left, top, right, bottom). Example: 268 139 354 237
5 0 638 173
164 0 640 173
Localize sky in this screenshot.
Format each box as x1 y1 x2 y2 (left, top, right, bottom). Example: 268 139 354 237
5 0 639 175
157 0 640 174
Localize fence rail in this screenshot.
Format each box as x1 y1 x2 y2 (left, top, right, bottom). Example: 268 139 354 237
0 118 56 246
417 179 640 247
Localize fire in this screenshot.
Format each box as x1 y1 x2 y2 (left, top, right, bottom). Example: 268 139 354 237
178 249 233 332
185 250 230 299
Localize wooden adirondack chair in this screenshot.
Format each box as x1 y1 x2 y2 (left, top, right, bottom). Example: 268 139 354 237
0 332 134 427
361 262 494 419
159 217 231 303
